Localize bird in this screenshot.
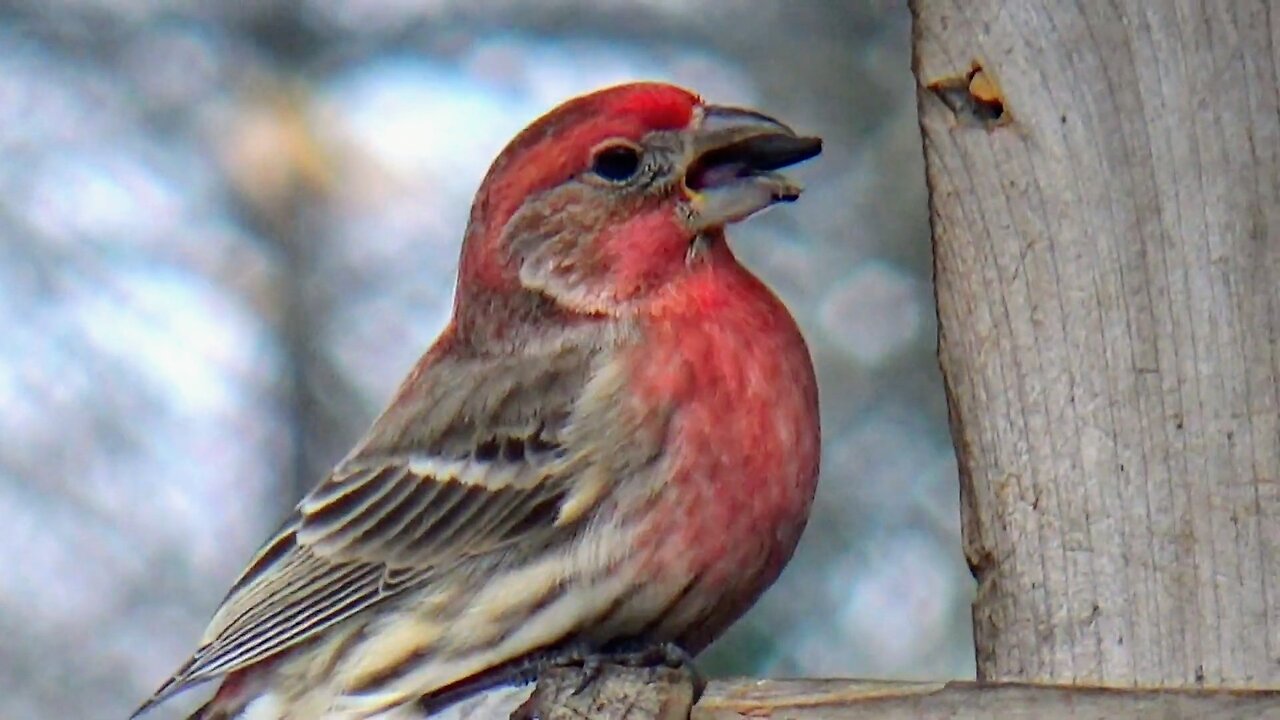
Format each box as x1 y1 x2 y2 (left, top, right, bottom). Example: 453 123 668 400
135 81 822 720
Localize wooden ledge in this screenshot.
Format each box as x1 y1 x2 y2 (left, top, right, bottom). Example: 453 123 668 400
510 664 1280 720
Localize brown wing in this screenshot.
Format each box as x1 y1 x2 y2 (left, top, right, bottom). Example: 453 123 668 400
136 342 609 712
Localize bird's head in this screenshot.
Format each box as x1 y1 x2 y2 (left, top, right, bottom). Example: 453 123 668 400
454 82 821 327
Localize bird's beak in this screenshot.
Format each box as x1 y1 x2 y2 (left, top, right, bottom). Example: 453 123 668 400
682 105 822 231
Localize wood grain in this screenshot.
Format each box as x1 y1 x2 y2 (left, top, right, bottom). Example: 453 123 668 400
912 0 1280 687
504 665 1280 719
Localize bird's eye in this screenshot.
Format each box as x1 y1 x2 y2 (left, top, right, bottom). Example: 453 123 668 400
590 144 642 182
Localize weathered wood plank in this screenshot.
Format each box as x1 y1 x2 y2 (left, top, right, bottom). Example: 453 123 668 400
913 0 1280 687
509 665 1280 719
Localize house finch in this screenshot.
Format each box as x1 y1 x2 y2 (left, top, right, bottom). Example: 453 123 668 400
135 81 822 719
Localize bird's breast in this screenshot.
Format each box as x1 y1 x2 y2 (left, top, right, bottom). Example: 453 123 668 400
618 263 821 638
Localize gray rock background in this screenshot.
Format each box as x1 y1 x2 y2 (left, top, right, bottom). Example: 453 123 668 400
0 2 974 718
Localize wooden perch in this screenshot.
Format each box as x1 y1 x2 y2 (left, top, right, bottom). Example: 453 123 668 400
509 664 1280 719
914 0 1280 689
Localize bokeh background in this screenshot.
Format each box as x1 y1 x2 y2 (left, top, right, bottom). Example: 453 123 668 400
0 2 975 718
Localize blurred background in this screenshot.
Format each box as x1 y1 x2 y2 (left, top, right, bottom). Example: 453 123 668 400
0 1 974 718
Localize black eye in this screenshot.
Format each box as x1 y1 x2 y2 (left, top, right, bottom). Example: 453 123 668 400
590 144 642 181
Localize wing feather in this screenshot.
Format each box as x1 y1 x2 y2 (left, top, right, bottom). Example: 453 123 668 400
141 343 609 709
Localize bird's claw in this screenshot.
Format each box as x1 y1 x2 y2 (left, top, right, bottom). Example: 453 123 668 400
561 641 705 702
646 642 706 702
570 654 603 696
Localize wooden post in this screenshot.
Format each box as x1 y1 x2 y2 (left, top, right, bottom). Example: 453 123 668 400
913 0 1280 687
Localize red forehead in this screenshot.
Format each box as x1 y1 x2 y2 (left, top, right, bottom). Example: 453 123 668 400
477 84 700 222
524 82 701 145
587 82 702 131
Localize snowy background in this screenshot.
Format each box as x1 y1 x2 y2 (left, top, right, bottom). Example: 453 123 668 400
0 2 974 718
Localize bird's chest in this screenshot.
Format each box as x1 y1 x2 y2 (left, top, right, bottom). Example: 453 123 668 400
622 303 820 584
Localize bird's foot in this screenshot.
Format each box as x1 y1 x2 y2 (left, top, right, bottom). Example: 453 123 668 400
562 641 704 702
606 640 697 671
569 654 604 696
417 640 705 714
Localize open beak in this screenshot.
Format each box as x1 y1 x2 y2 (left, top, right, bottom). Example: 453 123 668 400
683 105 822 231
